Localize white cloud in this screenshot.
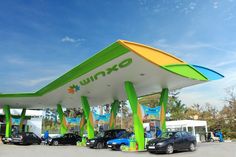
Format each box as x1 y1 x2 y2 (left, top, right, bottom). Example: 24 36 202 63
213 59 236 68
181 2 197 14
225 15 233 21
15 76 57 87
152 39 169 49
0 54 72 93
61 36 85 44
152 39 211 51
189 2 196 10
213 1 219 9
151 39 236 63
151 39 213 62
179 89 224 110
5 56 26 65
176 43 210 50
61 36 76 43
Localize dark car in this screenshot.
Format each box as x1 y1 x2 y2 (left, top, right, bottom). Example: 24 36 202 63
1 136 12 144
146 131 197 154
86 129 126 149
11 132 41 145
48 133 82 146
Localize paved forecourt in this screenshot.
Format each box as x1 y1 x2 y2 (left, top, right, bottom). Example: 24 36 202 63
0 142 235 157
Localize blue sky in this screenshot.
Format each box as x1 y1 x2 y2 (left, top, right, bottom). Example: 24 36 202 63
0 0 236 109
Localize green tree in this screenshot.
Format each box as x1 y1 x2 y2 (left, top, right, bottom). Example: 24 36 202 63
169 100 186 120
185 104 202 120
167 91 187 120
219 88 236 138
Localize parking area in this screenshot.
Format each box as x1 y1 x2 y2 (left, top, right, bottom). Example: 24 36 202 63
0 142 235 157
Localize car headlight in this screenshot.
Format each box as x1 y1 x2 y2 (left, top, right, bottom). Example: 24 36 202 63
48 139 52 142
90 140 95 143
149 142 155 146
156 142 164 146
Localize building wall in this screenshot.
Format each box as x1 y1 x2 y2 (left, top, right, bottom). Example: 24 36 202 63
27 117 43 137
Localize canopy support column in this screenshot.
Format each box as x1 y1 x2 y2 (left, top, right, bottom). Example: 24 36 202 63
57 104 68 135
19 108 26 133
159 88 169 132
79 114 86 137
3 105 12 138
81 96 94 139
124 81 144 150
109 100 119 129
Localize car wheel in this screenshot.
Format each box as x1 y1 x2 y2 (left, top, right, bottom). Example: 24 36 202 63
53 140 59 146
111 147 116 151
166 144 174 154
96 142 103 149
189 143 196 151
119 144 125 151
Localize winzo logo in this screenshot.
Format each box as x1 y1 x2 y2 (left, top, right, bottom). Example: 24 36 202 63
79 58 132 86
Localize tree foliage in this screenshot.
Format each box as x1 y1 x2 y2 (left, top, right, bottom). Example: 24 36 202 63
167 91 186 120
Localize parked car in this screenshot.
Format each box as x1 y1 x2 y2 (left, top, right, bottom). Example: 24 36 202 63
107 132 134 150
48 133 82 146
1 136 12 144
11 132 42 145
146 131 196 154
86 129 126 149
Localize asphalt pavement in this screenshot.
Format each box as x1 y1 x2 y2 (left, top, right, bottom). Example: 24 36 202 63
0 142 235 157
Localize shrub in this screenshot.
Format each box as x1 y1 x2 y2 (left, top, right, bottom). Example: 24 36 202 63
226 132 236 139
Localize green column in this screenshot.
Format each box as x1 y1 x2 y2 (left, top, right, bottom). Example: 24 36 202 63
124 81 144 150
79 114 86 137
19 108 26 133
159 88 169 132
57 104 68 135
81 96 94 139
109 100 119 129
3 105 12 138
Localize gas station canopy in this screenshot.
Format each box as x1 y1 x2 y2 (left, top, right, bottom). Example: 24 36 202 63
0 40 224 109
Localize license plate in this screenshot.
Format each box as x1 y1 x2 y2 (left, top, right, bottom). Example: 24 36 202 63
148 146 155 149
86 142 90 145
108 145 112 148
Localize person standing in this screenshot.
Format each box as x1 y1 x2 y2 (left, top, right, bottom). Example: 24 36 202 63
156 127 162 138
43 130 49 144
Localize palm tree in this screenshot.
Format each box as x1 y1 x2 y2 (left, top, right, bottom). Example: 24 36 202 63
169 100 186 120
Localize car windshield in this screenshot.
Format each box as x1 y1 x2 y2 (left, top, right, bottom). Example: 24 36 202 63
119 132 133 139
96 132 105 138
159 132 175 139
12 133 23 138
54 134 63 138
